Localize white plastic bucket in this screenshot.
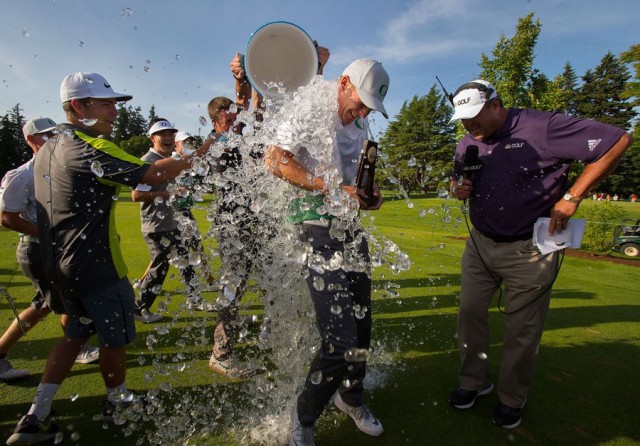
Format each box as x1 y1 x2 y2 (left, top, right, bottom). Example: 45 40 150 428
244 21 318 98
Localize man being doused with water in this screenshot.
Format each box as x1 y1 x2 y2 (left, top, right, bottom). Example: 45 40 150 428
265 59 390 446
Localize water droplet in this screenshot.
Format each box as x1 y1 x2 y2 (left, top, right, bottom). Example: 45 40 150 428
80 118 98 126
22 29 30 37
79 317 92 325
222 284 237 303
78 41 84 47
310 370 322 385
151 284 163 294
188 252 202 266
199 116 208 126
122 7 133 18
70 393 80 401
175 54 181 60
344 347 370 362
312 276 325 291
478 352 488 360
330 305 342 315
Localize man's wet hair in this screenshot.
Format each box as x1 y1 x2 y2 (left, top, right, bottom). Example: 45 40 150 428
207 97 233 123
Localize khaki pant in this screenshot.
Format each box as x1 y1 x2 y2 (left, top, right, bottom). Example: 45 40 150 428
457 229 559 408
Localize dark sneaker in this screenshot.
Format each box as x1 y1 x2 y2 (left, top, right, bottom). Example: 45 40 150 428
449 382 494 409
6 414 59 445
289 404 315 446
334 393 384 437
492 402 522 429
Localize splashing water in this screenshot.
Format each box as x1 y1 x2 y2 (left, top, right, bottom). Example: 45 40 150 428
80 118 98 126
120 76 409 445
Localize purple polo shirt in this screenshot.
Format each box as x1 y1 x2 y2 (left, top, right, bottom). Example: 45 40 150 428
453 108 625 237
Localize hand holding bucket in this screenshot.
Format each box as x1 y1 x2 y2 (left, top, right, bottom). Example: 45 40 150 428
243 21 319 99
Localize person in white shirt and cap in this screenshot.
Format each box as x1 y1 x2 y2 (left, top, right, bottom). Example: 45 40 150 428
0 118 101 384
265 58 390 446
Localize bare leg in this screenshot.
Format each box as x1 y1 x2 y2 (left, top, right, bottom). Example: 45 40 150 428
99 346 127 388
0 306 52 356
41 336 88 384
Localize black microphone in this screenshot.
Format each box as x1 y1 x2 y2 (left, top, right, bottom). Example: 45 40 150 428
461 145 482 180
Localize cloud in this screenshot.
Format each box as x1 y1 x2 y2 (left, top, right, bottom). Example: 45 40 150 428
329 0 487 66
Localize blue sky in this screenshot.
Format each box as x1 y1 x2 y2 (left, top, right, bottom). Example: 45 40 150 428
0 0 638 138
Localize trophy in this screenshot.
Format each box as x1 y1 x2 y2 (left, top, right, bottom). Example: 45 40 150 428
355 139 378 206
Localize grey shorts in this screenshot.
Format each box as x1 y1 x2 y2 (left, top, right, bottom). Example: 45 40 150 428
63 277 136 348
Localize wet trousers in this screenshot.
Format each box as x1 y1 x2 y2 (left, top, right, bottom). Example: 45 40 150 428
137 229 195 311
296 223 372 427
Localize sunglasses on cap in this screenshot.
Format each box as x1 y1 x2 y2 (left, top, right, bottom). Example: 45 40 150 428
453 82 495 98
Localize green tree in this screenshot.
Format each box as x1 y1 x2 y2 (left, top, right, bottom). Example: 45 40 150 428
0 104 29 179
478 12 545 108
545 62 579 114
112 104 147 144
575 52 636 129
148 105 158 124
379 85 457 194
120 135 150 158
575 200 625 254
620 44 640 110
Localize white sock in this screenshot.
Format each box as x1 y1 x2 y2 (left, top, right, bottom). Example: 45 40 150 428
28 383 59 420
106 381 128 404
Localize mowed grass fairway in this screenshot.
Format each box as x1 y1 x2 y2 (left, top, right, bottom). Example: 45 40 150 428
0 191 638 445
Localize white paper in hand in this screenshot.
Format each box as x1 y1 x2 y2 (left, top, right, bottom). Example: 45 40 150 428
533 217 586 255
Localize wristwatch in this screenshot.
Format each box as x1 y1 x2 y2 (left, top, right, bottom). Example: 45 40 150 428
563 192 582 204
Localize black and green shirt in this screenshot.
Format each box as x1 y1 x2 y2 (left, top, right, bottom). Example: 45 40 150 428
34 124 149 298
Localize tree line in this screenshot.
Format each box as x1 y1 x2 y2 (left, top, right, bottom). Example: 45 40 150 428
1 14 638 197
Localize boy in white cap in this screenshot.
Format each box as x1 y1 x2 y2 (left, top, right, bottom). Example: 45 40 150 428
7 72 213 445
265 58 390 446
132 118 199 322
0 118 100 383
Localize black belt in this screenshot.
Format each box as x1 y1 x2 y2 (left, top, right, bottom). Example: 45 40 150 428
479 231 531 243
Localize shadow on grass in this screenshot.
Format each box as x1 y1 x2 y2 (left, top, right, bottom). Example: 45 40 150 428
2 295 639 446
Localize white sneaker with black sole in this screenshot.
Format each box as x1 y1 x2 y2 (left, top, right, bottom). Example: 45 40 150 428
289 404 315 446
0 358 29 382
75 344 100 364
134 309 163 323
334 393 384 437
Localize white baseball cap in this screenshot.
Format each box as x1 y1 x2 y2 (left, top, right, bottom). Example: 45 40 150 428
22 117 57 139
342 59 390 119
175 130 194 142
449 80 498 122
147 120 178 136
60 72 132 103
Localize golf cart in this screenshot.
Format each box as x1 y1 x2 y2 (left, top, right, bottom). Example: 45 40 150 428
612 219 640 257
